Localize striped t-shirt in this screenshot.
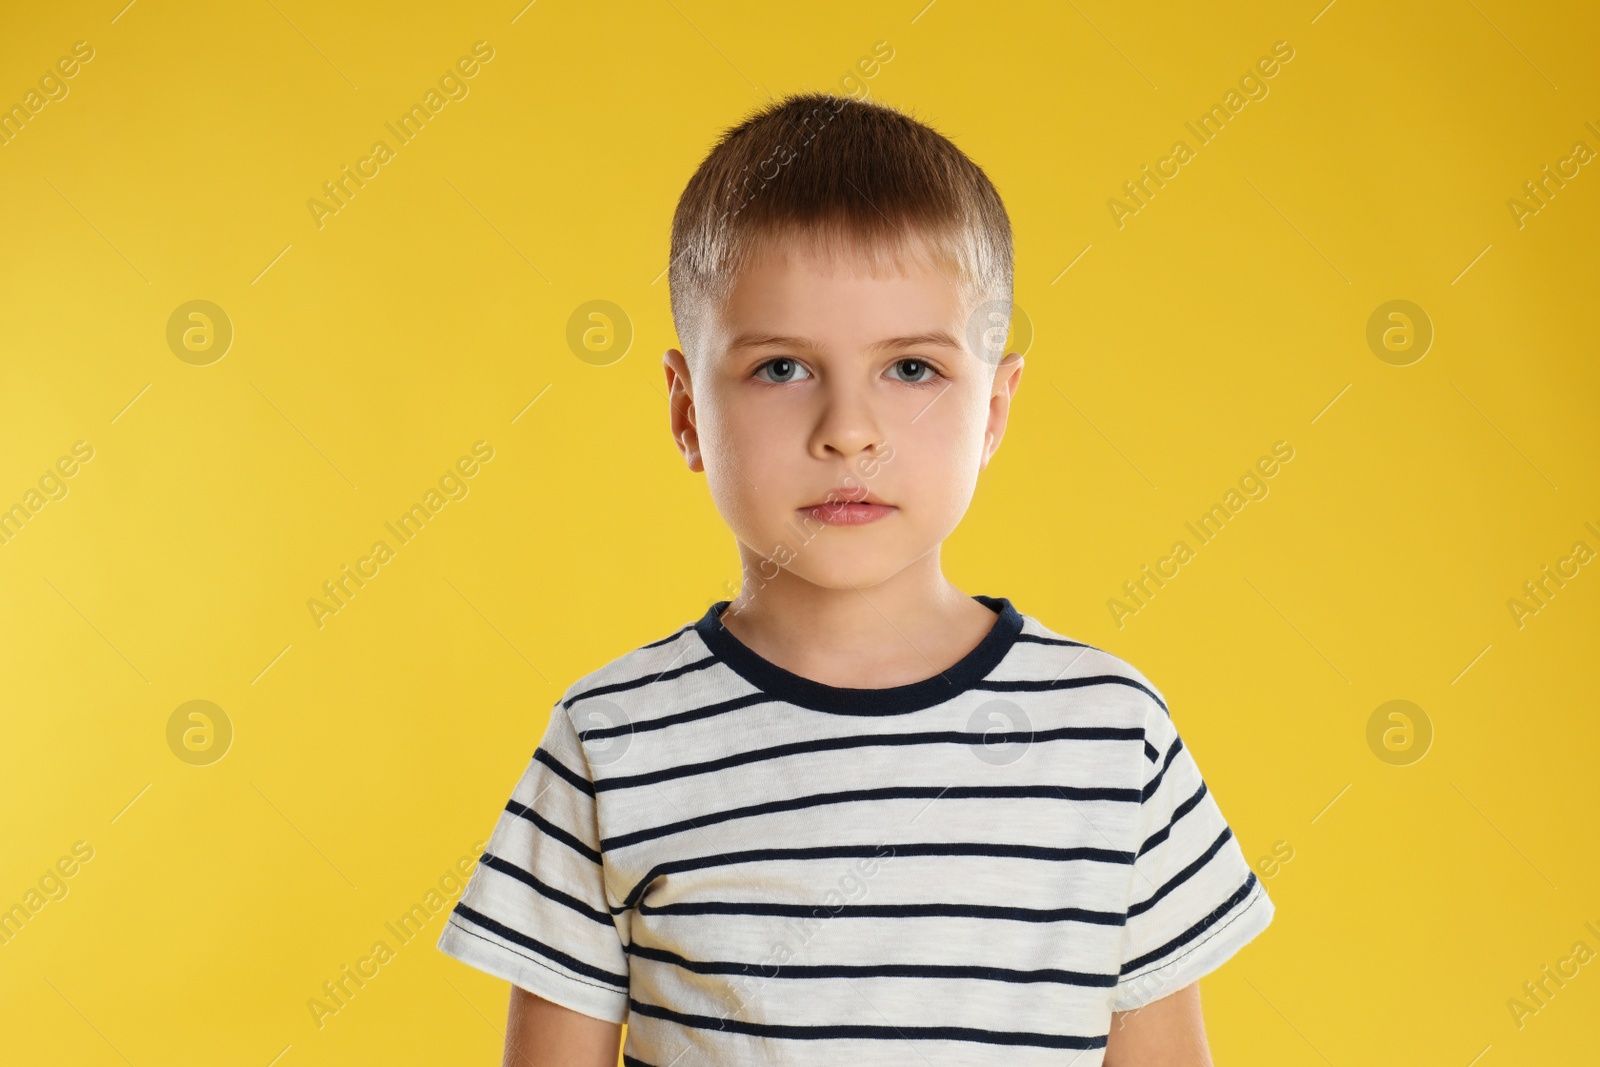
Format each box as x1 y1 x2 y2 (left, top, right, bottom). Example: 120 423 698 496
437 595 1274 1065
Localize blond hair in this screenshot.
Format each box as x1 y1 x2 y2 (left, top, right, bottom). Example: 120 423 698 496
667 91 1013 369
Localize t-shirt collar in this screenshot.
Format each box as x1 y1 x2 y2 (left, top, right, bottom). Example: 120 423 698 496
693 595 1024 714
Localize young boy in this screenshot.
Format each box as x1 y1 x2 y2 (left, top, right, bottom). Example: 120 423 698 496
437 91 1273 1066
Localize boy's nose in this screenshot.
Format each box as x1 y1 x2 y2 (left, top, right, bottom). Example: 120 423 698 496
808 384 887 460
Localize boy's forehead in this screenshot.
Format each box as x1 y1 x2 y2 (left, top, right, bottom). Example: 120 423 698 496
714 237 970 353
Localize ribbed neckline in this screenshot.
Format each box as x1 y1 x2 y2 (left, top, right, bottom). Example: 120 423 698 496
692 595 1024 714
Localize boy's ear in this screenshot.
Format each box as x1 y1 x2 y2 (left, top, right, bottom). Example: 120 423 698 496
980 352 1024 472
663 348 703 473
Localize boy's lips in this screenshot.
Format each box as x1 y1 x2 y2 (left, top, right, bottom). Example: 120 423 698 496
799 487 895 526
801 486 889 507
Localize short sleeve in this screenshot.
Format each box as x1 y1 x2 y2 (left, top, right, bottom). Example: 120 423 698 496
1110 697 1275 1012
436 704 631 1023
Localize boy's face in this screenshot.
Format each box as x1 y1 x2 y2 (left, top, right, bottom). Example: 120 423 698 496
664 236 1023 593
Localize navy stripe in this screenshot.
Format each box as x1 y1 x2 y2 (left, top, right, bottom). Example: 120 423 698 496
977 673 1167 713
441 595 1274 1061
637 897 1126 926
505 799 603 864
1128 826 1233 919
579 691 771 741
533 746 594 796
1014 632 1097 650
478 851 611 925
450 903 629 988
626 997 1107 1050
639 624 695 650
1142 737 1183 800
625 940 1118 987
1121 872 1260 977
594 725 1145 792
622 841 1134 910
602 782 1142 851
562 654 719 710
1137 781 1208 858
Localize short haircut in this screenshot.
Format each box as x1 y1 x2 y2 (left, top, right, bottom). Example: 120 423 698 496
668 91 1013 371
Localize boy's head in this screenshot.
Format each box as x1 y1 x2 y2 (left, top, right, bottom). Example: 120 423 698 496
664 91 1023 593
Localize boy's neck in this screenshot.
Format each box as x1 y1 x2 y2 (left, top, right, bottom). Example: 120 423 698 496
715 547 1002 691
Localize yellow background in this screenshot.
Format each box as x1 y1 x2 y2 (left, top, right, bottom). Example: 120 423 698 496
2 0 1597 1063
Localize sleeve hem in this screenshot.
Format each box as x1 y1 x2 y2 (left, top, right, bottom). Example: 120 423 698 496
436 916 630 1025
1109 879 1275 1013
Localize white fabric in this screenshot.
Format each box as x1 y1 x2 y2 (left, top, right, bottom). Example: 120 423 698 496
437 597 1273 1065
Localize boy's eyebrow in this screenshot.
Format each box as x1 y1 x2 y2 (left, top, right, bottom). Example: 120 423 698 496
727 329 965 353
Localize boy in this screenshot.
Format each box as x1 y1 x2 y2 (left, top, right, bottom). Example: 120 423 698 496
437 91 1274 1066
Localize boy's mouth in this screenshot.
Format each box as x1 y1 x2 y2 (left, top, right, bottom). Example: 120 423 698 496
799 487 896 526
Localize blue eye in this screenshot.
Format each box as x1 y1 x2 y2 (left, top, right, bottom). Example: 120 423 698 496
754 358 811 383
889 358 943 385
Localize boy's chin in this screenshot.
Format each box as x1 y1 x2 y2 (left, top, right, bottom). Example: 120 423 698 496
780 551 919 594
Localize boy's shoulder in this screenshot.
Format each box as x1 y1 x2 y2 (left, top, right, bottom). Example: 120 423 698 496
546 599 1173 726
550 609 711 715
1007 607 1172 719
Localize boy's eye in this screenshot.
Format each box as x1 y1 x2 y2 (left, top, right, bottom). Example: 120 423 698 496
888 358 942 385
754 357 811 384
752 357 944 385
